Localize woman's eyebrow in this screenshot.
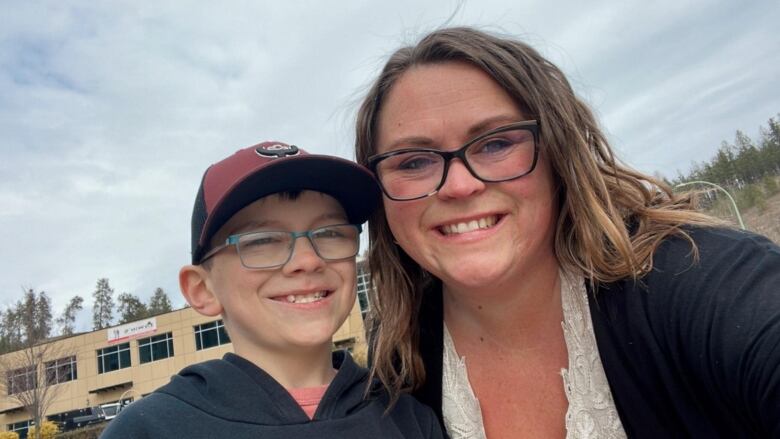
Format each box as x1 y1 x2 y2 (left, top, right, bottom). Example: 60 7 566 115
382 114 525 151
465 115 524 137
382 136 435 151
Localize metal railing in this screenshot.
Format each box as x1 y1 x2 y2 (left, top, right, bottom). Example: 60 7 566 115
675 180 745 229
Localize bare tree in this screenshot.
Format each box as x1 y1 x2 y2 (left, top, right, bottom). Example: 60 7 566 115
0 340 74 434
1 289 76 433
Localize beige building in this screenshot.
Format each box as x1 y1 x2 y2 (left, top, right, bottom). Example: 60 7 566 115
1 296 368 436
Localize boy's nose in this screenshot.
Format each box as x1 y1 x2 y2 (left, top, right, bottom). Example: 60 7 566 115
282 236 326 274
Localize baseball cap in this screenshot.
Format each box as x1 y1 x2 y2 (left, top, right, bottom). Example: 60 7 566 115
190 141 381 264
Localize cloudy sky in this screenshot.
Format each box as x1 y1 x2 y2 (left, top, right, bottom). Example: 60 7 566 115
1 0 778 331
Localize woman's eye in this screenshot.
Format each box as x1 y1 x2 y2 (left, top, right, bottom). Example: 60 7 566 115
396 154 437 171
475 139 514 154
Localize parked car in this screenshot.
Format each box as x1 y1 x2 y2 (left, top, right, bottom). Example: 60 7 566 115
100 402 122 420
67 406 106 429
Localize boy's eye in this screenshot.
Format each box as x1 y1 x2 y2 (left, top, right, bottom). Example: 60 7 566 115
312 227 346 239
311 225 359 242
241 233 286 248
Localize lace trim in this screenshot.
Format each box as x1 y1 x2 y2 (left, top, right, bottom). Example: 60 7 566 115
441 270 626 439
442 325 487 439
560 269 626 438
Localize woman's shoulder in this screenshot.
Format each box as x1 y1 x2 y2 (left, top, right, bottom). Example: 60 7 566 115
591 224 780 353
654 225 779 263
591 225 780 436
611 225 776 292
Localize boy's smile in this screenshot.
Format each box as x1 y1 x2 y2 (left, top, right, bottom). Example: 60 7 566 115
201 191 358 360
271 289 329 304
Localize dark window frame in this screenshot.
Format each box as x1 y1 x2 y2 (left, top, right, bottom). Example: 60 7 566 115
194 320 230 350
6 366 37 394
138 332 174 364
96 342 131 374
45 355 78 385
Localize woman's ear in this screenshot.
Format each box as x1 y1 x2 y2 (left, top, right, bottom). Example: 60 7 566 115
179 265 223 317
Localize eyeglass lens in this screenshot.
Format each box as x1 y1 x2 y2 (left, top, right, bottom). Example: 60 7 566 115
375 126 536 200
235 224 360 268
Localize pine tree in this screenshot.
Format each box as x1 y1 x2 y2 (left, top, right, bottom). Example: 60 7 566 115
117 293 149 324
56 296 84 336
17 289 52 343
0 308 23 354
92 278 115 330
148 288 173 316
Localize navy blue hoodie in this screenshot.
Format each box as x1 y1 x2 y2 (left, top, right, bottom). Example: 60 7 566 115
101 351 442 438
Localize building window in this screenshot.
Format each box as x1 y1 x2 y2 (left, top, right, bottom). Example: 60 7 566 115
6 366 37 394
97 343 131 374
138 332 174 364
8 419 32 438
45 356 78 385
356 260 373 318
194 320 230 350
334 337 356 353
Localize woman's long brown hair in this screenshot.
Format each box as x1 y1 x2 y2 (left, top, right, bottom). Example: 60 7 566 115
355 26 721 404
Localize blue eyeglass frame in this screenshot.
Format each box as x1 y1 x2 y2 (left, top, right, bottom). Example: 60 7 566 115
367 120 539 201
199 223 363 269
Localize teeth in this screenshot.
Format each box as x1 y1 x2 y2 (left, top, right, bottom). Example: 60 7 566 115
442 215 498 235
283 291 326 304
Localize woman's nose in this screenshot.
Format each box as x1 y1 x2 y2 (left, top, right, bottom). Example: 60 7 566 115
436 159 486 200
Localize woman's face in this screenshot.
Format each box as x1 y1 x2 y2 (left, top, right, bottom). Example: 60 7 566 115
375 61 559 295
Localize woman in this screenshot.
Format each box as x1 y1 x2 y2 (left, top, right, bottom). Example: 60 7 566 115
355 27 780 438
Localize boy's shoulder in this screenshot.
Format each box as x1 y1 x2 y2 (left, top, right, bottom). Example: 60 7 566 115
100 357 251 438
99 391 188 438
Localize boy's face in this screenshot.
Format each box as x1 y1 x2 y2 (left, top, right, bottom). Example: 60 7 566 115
203 191 357 355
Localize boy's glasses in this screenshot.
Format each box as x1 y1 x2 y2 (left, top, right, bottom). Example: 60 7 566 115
200 224 362 269
367 120 539 201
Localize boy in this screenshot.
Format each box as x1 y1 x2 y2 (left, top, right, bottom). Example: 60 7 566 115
101 141 443 438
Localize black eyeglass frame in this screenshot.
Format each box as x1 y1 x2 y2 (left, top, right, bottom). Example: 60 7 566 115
367 120 540 201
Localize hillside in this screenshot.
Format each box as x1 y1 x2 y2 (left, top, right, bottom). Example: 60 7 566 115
742 191 780 244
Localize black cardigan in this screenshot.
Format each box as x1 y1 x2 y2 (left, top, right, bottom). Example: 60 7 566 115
411 227 780 437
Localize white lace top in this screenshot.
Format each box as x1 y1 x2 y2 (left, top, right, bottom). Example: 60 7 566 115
442 270 627 439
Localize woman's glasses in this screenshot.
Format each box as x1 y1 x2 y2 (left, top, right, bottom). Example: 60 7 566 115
368 121 539 201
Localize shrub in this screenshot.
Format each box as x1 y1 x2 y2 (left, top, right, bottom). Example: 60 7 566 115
55 423 106 439
26 421 58 439
763 174 779 196
0 431 20 439
737 184 766 211
351 343 369 367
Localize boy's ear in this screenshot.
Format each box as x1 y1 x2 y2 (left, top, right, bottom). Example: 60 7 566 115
179 265 223 317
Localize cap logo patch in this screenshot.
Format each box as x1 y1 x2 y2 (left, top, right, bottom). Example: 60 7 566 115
256 143 300 158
